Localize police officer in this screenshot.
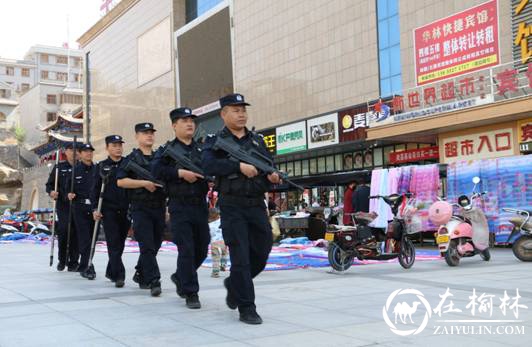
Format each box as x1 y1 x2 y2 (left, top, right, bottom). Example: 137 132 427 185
116 123 166 297
202 93 281 325
152 107 210 309
67 143 97 280
91 135 131 288
45 142 79 271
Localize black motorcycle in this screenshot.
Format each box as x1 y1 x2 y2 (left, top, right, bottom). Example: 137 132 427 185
325 193 416 272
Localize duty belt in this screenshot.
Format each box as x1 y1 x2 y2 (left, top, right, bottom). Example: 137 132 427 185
170 196 206 205
219 195 264 207
130 200 165 209
74 198 91 205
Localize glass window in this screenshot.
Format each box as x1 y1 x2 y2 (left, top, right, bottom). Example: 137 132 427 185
294 160 302 176
383 146 394 165
278 163 286 174
353 152 363 169
377 0 401 98
326 156 335 173
407 143 418 150
363 149 373 168
395 144 406 152
389 16 400 45
309 158 317 174
302 160 309 176
186 0 223 22
317 157 326 173
373 147 384 167
286 162 294 176
335 154 343 172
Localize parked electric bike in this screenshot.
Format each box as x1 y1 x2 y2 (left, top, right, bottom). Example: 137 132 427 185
325 193 417 272
429 177 490 266
503 208 532 262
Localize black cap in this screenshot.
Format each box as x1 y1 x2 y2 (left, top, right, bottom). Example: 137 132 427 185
105 135 125 144
135 122 157 133
169 107 196 122
219 93 250 108
80 143 95 151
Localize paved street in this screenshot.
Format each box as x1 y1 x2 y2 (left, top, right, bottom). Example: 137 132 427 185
0 243 530 347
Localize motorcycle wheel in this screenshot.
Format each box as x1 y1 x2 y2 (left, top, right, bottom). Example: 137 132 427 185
479 248 491 261
398 237 415 269
512 236 532 262
445 239 461 267
328 242 354 272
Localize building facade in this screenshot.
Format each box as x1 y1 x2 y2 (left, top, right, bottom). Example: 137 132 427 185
78 0 530 180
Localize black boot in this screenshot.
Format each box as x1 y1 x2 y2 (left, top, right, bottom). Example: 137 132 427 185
80 265 96 280
56 262 66 271
150 280 161 297
67 263 79 272
185 293 201 309
115 279 125 288
133 270 149 289
170 273 186 298
224 278 237 310
239 308 263 325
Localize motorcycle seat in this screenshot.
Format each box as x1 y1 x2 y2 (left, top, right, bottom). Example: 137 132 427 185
509 216 532 231
354 212 378 223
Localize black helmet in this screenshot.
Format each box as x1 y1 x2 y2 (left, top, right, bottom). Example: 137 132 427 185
458 195 470 208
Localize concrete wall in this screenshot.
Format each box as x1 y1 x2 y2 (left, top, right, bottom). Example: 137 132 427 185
83 0 176 161
20 165 53 211
232 0 379 130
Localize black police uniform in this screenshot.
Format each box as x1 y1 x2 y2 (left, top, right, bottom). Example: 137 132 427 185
45 154 79 270
151 108 210 305
67 144 96 277
202 94 273 322
116 123 166 291
91 135 131 285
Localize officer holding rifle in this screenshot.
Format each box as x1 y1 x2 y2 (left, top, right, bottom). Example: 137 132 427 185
152 107 210 309
201 93 281 325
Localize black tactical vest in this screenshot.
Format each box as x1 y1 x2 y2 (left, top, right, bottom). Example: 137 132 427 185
165 140 209 198
127 149 166 204
215 131 271 197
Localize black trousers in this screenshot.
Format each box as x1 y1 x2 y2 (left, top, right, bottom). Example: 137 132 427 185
101 207 130 281
72 202 95 272
56 202 79 267
219 202 273 312
131 204 165 285
169 200 210 295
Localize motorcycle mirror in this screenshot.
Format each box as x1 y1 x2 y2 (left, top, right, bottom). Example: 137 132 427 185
472 176 481 184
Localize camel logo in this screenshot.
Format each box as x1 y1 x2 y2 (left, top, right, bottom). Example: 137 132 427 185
383 289 432 336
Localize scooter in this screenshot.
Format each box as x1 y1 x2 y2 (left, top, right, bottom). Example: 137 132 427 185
503 208 532 262
325 193 417 272
429 177 490 267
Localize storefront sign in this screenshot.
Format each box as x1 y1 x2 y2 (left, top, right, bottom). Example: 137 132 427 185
512 0 532 67
276 121 307 155
414 0 500 85
338 106 368 142
517 118 532 143
389 146 440 164
441 127 516 163
258 128 276 154
370 95 493 126
307 113 339 149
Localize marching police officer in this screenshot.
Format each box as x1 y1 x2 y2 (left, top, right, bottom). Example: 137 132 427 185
67 143 97 280
152 107 210 309
202 93 281 325
116 123 166 297
91 135 131 288
45 142 79 271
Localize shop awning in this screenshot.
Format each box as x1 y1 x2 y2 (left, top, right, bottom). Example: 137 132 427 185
271 170 371 191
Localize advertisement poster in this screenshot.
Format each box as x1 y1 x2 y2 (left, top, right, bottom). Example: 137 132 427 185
307 113 339 149
414 0 499 85
276 121 307 155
